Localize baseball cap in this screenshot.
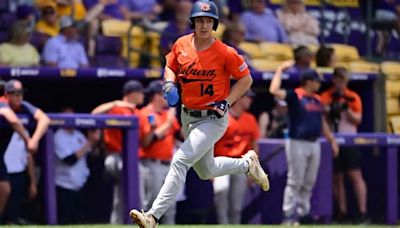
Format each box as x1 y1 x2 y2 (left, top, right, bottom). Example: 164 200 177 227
300 69 321 82
59 16 75 30
4 80 24 94
16 5 35 19
123 80 144 95
146 80 163 94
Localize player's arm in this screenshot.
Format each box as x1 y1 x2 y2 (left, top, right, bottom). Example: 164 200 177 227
226 75 252 105
91 100 135 114
345 109 362 125
29 109 50 153
142 109 176 148
322 116 339 157
269 61 294 100
0 107 30 145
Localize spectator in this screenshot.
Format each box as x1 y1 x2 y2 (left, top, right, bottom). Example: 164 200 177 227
286 46 313 75
160 0 192 57
56 0 87 21
269 61 338 225
2 79 50 224
121 0 162 22
277 0 320 46
0 21 40 67
91 80 145 224
371 0 400 56
258 99 288 138
15 4 36 29
321 67 369 224
54 107 96 224
213 90 260 224
316 46 336 68
138 80 180 225
84 0 125 20
240 0 288 43
36 3 60 37
0 86 30 225
222 21 248 57
42 16 89 68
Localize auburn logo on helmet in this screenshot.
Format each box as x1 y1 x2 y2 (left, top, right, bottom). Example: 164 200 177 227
199 2 211 11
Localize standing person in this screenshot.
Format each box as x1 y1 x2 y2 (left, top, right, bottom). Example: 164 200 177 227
91 80 144 224
321 67 368 224
2 79 49 224
139 80 180 224
54 107 96 224
269 61 339 225
0 86 31 224
129 1 270 227
213 90 260 224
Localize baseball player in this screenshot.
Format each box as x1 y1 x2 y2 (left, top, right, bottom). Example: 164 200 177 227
269 61 339 225
129 1 270 227
213 90 260 224
138 81 180 224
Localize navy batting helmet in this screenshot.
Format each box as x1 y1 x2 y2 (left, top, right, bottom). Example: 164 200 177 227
189 0 219 31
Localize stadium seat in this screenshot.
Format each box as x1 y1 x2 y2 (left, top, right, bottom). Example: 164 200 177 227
93 55 127 67
260 42 293 60
251 59 283 72
381 61 400 79
347 60 380 73
387 97 400 114
389 115 400 133
148 31 161 69
238 42 263 59
316 67 334 74
0 13 15 32
386 80 400 98
30 32 51 53
101 19 133 37
329 43 360 62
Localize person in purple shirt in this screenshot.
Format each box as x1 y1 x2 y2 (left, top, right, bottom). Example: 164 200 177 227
84 0 125 20
121 0 162 21
159 0 192 58
240 0 288 43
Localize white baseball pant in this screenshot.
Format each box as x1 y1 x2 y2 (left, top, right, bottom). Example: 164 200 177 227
283 139 321 219
148 108 249 220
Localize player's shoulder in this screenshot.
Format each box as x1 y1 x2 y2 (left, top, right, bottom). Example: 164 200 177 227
345 88 360 99
174 33 194 46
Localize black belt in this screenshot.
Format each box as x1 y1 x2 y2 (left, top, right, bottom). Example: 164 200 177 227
183 107 214 118
296 136 319 142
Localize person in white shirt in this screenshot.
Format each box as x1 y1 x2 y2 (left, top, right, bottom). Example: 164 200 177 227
54 107 94 224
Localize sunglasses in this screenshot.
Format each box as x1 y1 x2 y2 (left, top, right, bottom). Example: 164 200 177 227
7 91 23 96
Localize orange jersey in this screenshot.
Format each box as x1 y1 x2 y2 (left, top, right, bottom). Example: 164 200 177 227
320 88 362 113
214 112 260 158
165 33 251 110
138 106 180 161
103 106 137 153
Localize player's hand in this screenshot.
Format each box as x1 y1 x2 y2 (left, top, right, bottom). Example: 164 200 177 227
114 100 135 109
208 100 230 118
330 140 339 158
163 81 179 107
27 138 39 154
29 183 38 199
278 60 295 71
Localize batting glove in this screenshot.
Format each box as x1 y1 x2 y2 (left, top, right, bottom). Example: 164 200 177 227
208 100 230 118
163 81 179 107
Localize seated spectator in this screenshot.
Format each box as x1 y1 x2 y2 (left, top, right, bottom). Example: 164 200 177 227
286 46 313 74
277 0 320 46
42 16 89 68
84 0 125 20
54 107 95 224
240 0 288 43
222 21 247 57
121 0 162 22
371 0 400 56
36 3 60 37
15 4 36 29
316 46 336 67
159 0 192 57
56 0 87 21
0 21 40 67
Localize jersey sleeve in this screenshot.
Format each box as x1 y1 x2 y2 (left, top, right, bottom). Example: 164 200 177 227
320 91 332 105
138 111 151 141
165 43 179 73
225 46 250 80
22 101 38 116
349 93 362 113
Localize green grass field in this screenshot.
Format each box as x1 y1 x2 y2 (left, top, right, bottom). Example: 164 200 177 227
1 225 394 228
